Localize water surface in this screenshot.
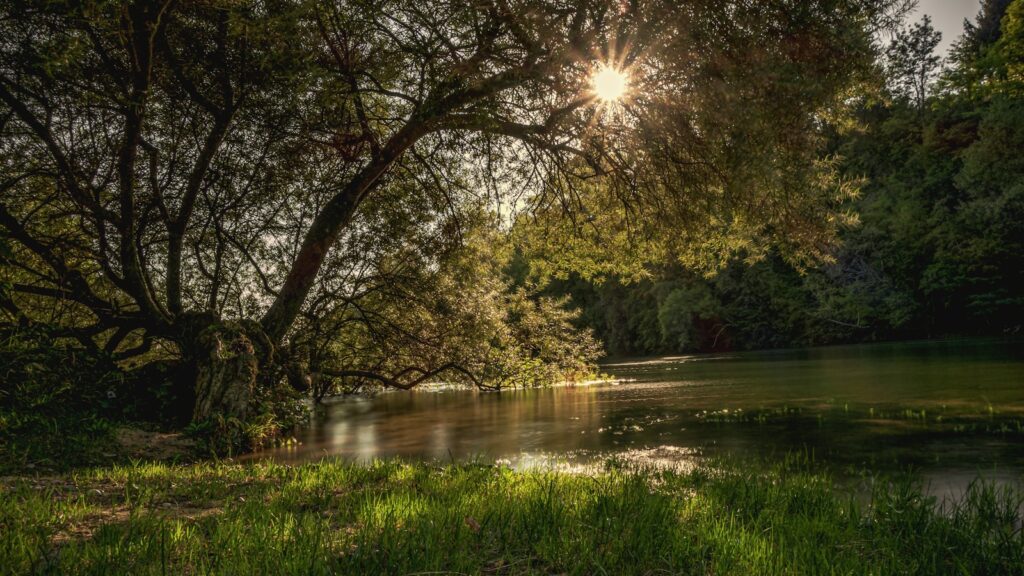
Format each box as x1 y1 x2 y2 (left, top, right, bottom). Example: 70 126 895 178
254 340 1024 497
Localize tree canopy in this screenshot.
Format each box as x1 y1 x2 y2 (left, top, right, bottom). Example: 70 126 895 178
1 0 905 442
544 1 1024 357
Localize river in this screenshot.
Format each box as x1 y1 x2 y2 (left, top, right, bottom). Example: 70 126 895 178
252 339 1024 498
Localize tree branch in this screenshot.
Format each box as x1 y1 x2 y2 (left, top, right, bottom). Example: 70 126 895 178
320 362 491 391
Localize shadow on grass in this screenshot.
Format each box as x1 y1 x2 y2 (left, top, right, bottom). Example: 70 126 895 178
1 458 1022 575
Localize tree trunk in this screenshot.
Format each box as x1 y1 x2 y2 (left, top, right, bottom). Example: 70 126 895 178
172 313 288 452
192 322 258 424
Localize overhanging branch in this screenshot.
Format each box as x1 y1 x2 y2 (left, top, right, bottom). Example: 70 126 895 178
321 362 497 391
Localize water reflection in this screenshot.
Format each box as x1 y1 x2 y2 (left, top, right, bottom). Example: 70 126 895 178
251 340 1024 498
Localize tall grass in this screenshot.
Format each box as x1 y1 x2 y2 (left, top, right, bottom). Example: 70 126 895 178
1 458 1021 575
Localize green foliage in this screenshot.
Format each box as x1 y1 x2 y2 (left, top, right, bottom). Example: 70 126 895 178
0 326 123 472
541 6 1024 355
886 16 943 109
1 458 1021 575
953 0 1015 63
493 289 604 387
657 284 720 351
298 215 603 394
1002 0 1024 83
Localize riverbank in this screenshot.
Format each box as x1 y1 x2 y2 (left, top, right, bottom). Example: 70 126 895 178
2 458 1021 575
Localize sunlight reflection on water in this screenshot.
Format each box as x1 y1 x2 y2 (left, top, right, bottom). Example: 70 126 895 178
249 340 1024 500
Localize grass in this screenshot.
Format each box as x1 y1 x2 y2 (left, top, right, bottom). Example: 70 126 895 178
1 457 1022 575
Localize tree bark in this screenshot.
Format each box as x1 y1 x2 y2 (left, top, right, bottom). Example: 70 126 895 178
260 121 430 342
191 322 259 425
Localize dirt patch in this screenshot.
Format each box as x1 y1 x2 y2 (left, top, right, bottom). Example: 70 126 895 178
115 428 195 461
49 502 226 547
49 505 134 546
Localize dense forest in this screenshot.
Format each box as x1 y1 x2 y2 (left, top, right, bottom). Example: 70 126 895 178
538 0 1024 355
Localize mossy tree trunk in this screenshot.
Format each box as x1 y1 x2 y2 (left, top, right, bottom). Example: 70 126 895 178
193 324 257 423
183 319 275 451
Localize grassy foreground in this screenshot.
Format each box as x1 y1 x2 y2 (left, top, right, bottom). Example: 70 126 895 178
1 459 1022 575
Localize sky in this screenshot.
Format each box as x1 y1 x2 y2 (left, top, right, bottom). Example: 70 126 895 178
916 0 981 55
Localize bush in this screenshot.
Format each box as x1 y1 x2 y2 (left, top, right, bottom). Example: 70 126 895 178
0 325 125 471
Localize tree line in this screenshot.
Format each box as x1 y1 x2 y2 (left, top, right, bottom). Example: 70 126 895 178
536 0 1024 356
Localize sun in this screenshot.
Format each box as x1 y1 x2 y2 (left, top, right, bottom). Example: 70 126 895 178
592 65 628 102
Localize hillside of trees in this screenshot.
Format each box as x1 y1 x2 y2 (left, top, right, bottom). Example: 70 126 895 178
537 0 1024 356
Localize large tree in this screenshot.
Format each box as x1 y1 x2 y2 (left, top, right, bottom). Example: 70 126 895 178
0 0 903 433
886 15 942 111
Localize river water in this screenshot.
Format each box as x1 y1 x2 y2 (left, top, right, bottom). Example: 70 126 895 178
252 339 1024 497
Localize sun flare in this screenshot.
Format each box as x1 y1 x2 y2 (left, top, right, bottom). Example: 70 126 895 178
592 65 628 102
